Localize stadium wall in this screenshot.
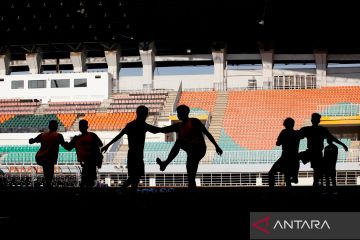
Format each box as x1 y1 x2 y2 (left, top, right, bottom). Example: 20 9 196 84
0 72 111 102
119 74 214 91
226 69 262 89
327 67 360 86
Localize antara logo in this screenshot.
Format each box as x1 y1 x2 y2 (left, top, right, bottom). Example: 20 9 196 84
252 216 271 234
274 220 331 230
252 216 331 235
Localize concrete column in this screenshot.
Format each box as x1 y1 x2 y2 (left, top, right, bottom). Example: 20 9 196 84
26 53 42 74
260 49 274 87
70 50 87 72
105 50 120 90
314 50 327 87
139 42 156 88
212 49 226 88
0 54 10 75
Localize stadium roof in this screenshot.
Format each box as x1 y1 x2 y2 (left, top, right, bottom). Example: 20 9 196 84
1 0 360 58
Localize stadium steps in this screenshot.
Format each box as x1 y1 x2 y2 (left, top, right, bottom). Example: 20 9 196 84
158 91 178 121
34 103 48 115
205 91 228 161
70 115 83 131
98 99 112 112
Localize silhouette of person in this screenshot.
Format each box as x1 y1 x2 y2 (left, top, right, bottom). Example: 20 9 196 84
29 120 67 188
65 120 103 188
299 113 348 187
101 105 162 191
156 105 223 189
323 138 338 190
268 117 300 188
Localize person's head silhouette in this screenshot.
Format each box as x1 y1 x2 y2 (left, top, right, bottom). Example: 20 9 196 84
79 119 89 134
48 120 58 131
283 117 295 130
311 113 321 126
176 104 190 121
136 105 149 122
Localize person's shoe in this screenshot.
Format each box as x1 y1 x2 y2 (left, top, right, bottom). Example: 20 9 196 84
156 158 167 171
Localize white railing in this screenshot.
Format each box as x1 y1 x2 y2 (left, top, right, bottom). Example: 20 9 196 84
102 149 360 165
1 149 359 167
318 103 360 116
2 170 360 187
182 87 215 92
273 75 319 89
112 88 169 94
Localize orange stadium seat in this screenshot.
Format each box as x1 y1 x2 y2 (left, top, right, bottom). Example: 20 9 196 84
223 87 360 150
178 91 217 113
83 112 136 131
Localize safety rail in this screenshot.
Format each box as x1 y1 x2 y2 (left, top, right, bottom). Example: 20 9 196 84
102 149 360 165
318 103 360 116
0 149 359 166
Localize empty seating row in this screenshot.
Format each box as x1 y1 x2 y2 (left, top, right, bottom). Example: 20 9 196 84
0 145 77 165
178 91 217 113
0 98 41 115
83 112 136 130
223 87 360 150
0 114 65 133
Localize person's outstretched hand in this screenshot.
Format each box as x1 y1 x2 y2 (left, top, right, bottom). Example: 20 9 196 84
216 146 223 156
29 138 35 144
344 145 349 152
101 145 109 153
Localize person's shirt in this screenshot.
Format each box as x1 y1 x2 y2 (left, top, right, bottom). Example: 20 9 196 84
68 132 103 163
33 131 65 164
124 120 161 153
163 118 205 146
276 129 300 155
299 125 332 151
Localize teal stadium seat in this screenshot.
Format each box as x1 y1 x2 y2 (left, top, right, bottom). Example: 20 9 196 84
143 142 187 164
0 145 76 165
321 103 359 116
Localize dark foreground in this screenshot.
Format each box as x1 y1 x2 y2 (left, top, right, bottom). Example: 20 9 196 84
0 186 359 239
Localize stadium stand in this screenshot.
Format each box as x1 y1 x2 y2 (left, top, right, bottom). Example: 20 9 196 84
0 145 77 165
178 91 217 113
0 98 41 115
110 89 168 114
83 112 136 130
0 114 66 133
45 101 101 114
223 87 360 150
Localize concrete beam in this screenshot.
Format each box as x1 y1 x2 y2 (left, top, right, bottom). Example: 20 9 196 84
0 53 10 75
70 50 87 72
314 50 327 86
212 49 226 86
105 50 120 90
260 49 274 84
26 53 42 74
139 42 156 87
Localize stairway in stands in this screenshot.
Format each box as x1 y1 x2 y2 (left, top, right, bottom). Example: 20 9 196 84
70 116 83 131
158 91 178 122
205 91 228 162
